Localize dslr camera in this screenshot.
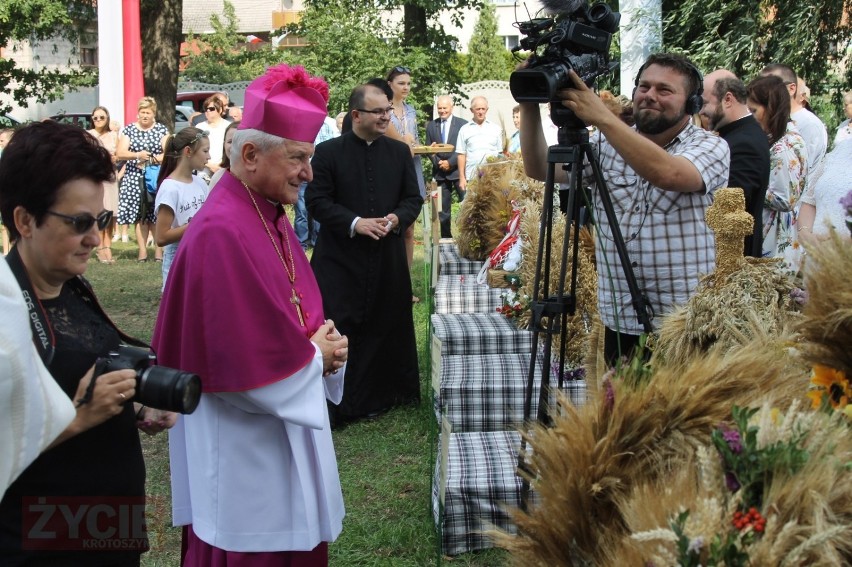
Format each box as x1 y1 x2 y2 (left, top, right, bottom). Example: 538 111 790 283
509 0 620 104
96 345 202 414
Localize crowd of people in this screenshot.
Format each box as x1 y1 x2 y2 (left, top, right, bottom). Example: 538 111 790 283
516 57 850 362
1 52 850 566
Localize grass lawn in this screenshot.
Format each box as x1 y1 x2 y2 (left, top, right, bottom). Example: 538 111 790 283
84 220 507 566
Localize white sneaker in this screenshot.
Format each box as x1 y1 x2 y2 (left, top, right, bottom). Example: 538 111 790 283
112 233 120 242
121 234 129 243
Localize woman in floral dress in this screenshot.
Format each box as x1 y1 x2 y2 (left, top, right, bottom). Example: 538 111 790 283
116 96 168 262
746 76 808 273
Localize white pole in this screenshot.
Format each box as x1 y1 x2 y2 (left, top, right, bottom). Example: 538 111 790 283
97 2 125 126
619 0 661 98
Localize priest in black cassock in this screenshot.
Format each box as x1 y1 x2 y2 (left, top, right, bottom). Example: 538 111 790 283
307 83 422 424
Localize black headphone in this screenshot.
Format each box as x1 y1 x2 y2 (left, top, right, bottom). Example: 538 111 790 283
633 60 705 116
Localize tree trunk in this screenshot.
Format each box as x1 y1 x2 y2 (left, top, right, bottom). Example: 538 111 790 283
402 3 427 47
140 0 182 131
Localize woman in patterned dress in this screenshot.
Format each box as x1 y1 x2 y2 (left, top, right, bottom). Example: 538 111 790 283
87 106 121 264
746 76 809 273
115 96 168 262
386 65 425 302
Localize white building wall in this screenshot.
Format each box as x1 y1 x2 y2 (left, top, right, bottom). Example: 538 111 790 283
1 37 98 123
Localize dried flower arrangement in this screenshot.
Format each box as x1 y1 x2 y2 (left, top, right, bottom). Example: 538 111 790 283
492 230 852 566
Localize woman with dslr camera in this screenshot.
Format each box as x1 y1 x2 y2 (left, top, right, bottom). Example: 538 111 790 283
0 121 175 566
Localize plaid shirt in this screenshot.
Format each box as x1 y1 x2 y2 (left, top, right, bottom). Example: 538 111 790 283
584 122 730 334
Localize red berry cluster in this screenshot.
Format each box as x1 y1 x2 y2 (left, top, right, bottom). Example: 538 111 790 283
732 508 766 533
497 304 523 318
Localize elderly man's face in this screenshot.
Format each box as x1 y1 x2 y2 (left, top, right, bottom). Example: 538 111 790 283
436 98 453 120
253 139 314 205
471 99 488 124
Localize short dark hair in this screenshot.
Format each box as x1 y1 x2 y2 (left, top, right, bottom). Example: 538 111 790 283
639 52 702 98
712 77 748 105
367 78 393 101
348 84 370 113
0 122 115 239
760 63 797 86
348 82 391 112
746 75 791 145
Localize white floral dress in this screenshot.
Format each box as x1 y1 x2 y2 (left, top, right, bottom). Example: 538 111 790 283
762 122 808 272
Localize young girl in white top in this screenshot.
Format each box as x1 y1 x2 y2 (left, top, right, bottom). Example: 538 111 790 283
154 127 211 289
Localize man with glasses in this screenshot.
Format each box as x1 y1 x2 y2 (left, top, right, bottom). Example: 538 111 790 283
456 96 504 191
306 83 422 425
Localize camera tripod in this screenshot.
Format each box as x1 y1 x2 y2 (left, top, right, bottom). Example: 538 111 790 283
518 114 653 509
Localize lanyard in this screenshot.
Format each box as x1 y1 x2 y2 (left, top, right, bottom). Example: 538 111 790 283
5 245 148 366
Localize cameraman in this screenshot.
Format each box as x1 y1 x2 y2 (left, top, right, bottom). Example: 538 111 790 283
519 52 730 364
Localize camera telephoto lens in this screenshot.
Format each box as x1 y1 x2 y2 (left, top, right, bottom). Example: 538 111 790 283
136 366 202 414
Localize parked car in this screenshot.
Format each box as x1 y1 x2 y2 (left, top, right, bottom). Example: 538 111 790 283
174 105 194 132
177 90 220 113
50 113 93 131
1 113 22 128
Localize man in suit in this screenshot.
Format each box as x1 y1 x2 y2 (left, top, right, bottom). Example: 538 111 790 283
700 69 770 256
426 95 467 238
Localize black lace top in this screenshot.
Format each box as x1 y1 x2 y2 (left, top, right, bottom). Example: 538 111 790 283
0 283 147 565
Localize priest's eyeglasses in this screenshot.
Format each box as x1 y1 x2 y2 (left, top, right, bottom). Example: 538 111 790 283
46 209 113 234
357 106 393 117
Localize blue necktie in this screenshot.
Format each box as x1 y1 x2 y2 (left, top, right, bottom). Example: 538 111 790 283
441 119 447 143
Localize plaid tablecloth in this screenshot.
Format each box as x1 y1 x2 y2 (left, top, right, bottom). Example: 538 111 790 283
434 275 504 314
434 353 542 432
432 430 534 556
433 352 588 428
431 313 534 356
439 242 484 276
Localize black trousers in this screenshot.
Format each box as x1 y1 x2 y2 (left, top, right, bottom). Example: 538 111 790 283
438 179 464 238
603 327 649 367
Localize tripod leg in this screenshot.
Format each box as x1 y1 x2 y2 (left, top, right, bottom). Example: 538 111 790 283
584 144 654 335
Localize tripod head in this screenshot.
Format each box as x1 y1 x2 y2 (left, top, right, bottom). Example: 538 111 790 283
549 101 589 147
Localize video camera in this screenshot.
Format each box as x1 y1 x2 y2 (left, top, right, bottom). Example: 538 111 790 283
509 0 620 104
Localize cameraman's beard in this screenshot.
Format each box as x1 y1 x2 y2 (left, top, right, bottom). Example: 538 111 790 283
635 108 686 135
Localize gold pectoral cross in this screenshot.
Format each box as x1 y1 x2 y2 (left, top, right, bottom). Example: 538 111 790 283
290 287 306 327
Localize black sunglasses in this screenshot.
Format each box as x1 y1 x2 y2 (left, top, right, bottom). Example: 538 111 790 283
46 210 113 234
92 115 107 121
205 106 218 112
393 66 411 74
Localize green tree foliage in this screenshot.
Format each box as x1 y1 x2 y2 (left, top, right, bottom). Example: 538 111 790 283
291 0 472 119
284 1 404 114
465 3 512 82
662 0 852 126
181 1 283 85
0 0 97 114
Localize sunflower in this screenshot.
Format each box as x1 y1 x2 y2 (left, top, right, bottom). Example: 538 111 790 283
807 364 851 410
